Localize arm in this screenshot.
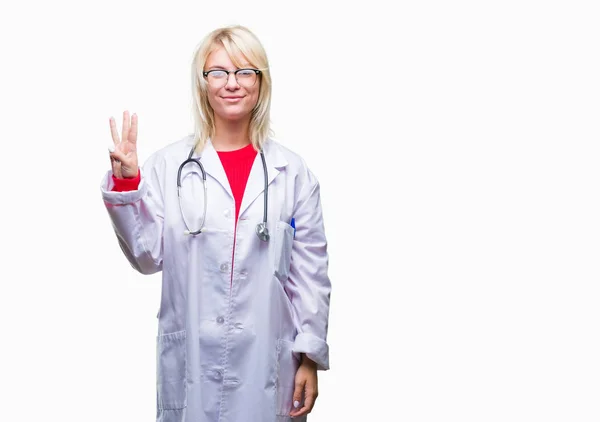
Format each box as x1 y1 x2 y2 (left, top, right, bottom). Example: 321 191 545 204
101 111 165 275
101 154 165 275
287 169 331 371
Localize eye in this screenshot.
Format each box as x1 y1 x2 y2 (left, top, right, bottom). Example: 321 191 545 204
237 69 255 78
209 70 227 79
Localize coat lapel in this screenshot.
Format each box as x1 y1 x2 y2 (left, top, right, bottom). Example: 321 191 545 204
238 139 287 219
198 139 233 198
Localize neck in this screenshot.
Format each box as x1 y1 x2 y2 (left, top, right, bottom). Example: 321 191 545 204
212 115 251 151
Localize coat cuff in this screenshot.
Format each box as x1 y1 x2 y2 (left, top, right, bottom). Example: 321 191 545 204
101 169 148 205
292 332 329 370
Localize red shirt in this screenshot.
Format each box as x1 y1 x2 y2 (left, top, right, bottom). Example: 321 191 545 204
216 143 257 222
111 143 258 224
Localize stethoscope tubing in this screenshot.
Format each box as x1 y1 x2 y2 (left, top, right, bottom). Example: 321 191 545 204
177 145 269 241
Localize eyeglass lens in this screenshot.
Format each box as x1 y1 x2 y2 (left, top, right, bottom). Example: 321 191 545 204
206 69 257 87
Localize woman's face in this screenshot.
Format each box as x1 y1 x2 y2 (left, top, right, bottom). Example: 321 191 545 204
203 46 260 124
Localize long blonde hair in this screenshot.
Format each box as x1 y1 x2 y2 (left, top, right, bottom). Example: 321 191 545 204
190 25 273 153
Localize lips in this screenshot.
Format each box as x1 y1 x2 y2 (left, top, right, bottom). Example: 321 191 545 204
222 96 244 103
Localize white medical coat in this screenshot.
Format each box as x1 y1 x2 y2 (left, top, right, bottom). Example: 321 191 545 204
100 135 331 422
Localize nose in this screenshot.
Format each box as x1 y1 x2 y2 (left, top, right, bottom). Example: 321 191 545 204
225 72 240 90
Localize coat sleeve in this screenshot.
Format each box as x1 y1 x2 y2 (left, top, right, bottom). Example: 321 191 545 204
287 168 332 371
100 153 165 275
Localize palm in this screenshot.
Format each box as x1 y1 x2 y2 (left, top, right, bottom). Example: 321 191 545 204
109 110 139 179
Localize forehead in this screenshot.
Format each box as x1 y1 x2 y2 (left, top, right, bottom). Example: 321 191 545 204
205 45 252 69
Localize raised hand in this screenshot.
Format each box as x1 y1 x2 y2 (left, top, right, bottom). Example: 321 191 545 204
109 110 139 179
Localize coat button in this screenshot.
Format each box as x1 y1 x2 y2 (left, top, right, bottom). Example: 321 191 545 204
214 370 223 380
220 263 229 273
216 316 224 324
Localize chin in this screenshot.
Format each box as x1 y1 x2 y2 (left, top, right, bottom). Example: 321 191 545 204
218 108 253 122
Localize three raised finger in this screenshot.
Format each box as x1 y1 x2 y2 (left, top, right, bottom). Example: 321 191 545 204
109 116 120 147
121 110 130 146
129 113 138 145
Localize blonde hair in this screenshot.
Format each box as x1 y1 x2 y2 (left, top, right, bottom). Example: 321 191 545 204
190 25 273 153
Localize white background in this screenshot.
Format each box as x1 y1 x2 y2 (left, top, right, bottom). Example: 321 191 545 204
1 0 599 421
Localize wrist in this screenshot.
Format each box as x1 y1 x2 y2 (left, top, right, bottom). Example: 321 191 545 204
111 168 141 192
301 354 317 368
121 167 140 179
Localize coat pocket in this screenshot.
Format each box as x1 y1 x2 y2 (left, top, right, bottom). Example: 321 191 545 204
273 221 295 283
275 339 301 416
156 330 187 410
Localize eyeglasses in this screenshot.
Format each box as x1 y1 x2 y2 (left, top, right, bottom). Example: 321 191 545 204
202 68 261 88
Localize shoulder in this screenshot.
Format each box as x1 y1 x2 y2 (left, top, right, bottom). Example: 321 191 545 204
143 134 195 168
264 137 321 192
264 137 311 174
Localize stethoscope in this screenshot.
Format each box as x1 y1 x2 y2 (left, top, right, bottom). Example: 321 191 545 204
176 145 270 241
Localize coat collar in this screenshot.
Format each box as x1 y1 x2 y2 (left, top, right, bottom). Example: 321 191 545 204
193 138 288 217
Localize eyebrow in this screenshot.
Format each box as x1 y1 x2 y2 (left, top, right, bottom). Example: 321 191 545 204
206 64 253 71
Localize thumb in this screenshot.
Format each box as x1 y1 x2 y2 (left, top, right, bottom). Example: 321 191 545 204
109 149 127 163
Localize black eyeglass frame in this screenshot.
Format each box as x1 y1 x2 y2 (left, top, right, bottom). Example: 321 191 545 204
202 68 262 83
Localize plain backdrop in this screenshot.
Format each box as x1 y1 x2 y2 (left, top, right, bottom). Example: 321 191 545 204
1 0 599 421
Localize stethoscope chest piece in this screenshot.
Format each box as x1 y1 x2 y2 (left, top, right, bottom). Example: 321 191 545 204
256 222 270 242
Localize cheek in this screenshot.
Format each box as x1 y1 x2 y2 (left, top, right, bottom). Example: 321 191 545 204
248 90 260 108
206 89 221 109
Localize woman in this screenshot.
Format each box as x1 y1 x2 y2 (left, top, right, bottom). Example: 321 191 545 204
101 25 331 422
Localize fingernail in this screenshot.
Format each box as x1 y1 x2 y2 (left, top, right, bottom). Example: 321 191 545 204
108 145 115 153
294 400 300 408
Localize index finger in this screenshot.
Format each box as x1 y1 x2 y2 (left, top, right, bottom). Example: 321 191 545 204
109 117 120 146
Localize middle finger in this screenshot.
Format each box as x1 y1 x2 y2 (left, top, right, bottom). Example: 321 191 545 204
121 110 130 144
